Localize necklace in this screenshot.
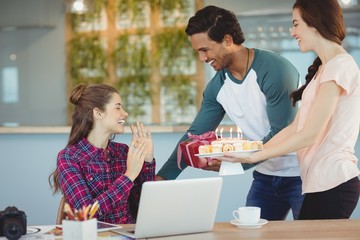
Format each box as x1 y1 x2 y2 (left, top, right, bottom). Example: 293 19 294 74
245 47 249 73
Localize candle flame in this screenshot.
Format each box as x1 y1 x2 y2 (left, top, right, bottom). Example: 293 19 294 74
237 126 242 139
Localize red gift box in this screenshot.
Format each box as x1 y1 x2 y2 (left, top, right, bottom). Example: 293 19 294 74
177 131 216 169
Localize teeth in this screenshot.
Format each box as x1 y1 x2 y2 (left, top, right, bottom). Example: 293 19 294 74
118 120 125 124
208 60 214 65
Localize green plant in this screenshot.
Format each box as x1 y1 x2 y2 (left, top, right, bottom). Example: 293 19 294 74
116 0 148 26
151 0 189 24
154 28 196 111
115 0 197 121
69 34 108 87
112 33 151 119
67 0 199 124
71 0 107 30
116 0 189 24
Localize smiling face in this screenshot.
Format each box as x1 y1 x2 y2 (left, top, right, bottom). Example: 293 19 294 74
189 32 232 71
290 8 319 52
100 92 128 135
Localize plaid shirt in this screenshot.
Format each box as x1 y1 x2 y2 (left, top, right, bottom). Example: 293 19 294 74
57 137 155 224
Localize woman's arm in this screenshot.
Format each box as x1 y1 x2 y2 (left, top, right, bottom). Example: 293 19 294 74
222 80 342 164
264 111 300 149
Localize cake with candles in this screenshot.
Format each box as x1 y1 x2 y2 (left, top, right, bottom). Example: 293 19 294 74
198 127 263 154
198 139 263 154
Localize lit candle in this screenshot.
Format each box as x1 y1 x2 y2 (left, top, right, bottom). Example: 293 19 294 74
215 128 218 139
237 126 242 139
220 128 223 139
229 127 233 139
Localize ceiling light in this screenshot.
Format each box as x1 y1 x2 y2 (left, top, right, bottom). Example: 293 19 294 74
341 0 352 4
339 0 358 7
70 0 88 14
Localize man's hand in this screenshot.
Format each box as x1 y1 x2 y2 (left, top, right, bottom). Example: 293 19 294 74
201 159 221 172
155 175 165 181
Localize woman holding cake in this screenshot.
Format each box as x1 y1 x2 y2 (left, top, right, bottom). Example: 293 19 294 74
219 0 360 220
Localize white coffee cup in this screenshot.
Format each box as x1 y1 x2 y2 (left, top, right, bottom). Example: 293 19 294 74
233 206 261 224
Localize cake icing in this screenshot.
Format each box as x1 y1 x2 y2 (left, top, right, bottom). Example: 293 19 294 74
198 138 263 154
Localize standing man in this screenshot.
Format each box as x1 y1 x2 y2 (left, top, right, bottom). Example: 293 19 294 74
156 5 303 220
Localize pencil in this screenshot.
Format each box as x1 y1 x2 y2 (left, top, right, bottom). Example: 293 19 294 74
88 201 99 219
83 204 91 220
64 203 74 220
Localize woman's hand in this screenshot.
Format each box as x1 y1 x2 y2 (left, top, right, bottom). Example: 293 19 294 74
216 152 257 164
130 121 154 163
125 141 147 181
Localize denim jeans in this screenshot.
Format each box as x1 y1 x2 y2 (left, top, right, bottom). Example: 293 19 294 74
246 170 304 220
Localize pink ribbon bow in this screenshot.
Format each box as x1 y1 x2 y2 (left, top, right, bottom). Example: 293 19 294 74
187 131 216 140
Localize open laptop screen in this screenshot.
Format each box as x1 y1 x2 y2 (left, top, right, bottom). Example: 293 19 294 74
114 177 223 239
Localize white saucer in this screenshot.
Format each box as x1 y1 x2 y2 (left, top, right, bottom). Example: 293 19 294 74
230 219 268 229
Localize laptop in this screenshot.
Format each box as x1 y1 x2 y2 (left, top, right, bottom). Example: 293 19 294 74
113 177 223 239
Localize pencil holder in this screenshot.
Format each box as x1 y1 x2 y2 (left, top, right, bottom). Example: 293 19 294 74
62 218 97 240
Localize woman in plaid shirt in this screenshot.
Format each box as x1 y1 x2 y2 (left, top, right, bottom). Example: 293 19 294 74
49 83 155 224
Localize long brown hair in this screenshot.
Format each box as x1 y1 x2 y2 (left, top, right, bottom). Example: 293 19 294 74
290 0 345 105
49 83 118 194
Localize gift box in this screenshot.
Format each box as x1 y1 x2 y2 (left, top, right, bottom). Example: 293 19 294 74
177 131 216 169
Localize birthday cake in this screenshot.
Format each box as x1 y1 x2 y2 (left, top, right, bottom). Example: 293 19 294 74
198 138 263 154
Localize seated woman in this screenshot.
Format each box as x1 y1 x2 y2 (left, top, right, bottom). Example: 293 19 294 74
49 83 155 224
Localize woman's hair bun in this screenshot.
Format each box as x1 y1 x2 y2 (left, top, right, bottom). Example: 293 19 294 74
69 83 87 105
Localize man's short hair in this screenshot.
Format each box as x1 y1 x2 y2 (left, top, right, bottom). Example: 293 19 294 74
185 5 245 45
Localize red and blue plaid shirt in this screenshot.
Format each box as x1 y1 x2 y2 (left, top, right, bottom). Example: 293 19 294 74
57 137 155 224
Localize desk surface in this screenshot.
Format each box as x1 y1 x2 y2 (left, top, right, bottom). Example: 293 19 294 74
107 219 360 240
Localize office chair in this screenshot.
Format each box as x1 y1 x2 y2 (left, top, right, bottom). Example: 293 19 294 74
56 196 66 224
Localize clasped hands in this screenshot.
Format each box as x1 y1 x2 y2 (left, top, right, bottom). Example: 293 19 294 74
125 121 154 181
130 121 154 163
